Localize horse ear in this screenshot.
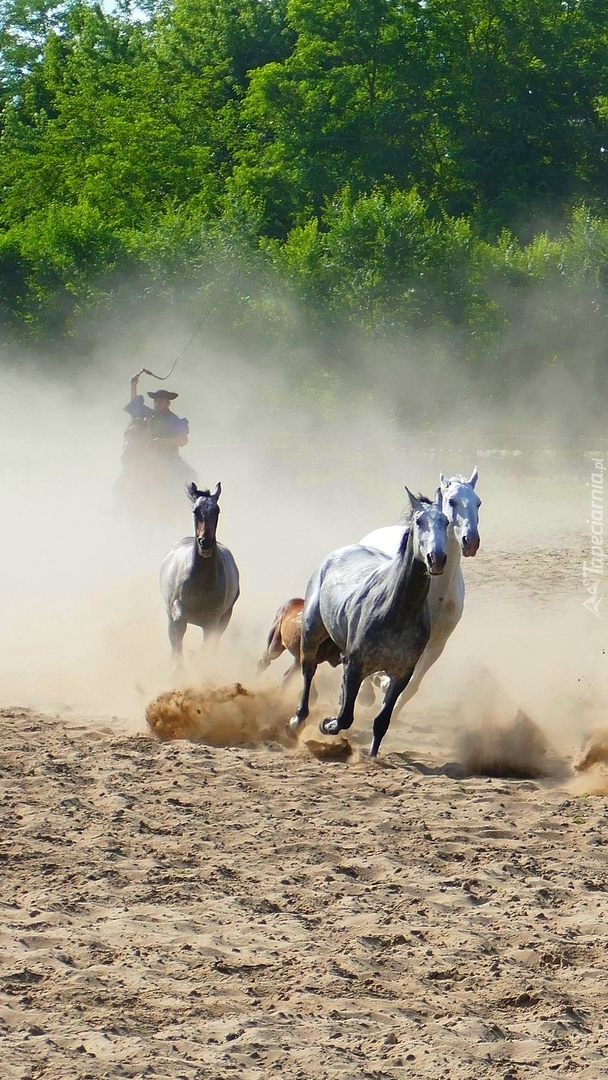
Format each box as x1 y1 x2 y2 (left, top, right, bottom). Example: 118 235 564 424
186 482 199 502
439 472 448 488
434 486 443 507
404 485 423 513
213 482 222 500
468 466 479 489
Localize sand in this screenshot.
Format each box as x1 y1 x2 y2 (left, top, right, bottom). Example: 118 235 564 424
2 701 608 1080
2 469 608 1079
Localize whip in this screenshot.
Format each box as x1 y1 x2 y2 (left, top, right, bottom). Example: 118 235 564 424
132 323 201 382
131 296 250 382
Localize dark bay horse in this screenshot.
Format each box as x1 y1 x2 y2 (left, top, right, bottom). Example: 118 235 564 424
257 597 341 688
288 489 449 757
160 483 240 665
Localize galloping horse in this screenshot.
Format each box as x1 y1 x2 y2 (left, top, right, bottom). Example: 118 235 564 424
289 489 449 757
160 483 240 665
257 597 341 688
360 468 481 714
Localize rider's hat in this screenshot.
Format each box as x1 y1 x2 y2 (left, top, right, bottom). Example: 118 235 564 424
148 389 178 400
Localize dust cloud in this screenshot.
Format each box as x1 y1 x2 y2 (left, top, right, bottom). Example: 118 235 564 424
145 682 293 746
456 704 570 781
566 727 608 794
145 679 357 760
0 289 606 772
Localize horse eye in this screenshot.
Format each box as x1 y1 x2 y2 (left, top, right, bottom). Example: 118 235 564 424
448 497 456 507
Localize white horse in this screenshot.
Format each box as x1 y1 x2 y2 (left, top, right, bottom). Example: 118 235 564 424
359 469 481 715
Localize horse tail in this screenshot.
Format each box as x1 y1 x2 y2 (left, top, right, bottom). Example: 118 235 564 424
258 598 304 673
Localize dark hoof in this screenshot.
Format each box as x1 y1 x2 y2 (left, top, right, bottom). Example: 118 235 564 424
320 718 340 736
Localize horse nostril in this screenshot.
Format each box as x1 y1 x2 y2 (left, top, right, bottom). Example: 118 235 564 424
427 552 446 572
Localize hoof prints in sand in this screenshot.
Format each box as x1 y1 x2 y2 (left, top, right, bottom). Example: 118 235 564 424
1 708 608 1079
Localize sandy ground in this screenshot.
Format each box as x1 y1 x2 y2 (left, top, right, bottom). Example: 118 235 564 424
2 702 608 1080
2 528 608 1080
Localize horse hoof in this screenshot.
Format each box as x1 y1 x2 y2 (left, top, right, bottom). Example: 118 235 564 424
287 716 302 732
320 718 340 737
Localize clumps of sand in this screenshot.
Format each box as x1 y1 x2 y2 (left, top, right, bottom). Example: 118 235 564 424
570 728 608 794
456 709 570 780
146 682 292 747
145 681 356 761
299 731 354 761
576 728 608 772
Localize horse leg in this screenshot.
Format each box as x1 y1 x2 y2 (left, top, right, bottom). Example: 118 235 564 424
280 657 317 702
281 658 299 688
369 627 454 718
168 598 187 664
202 607 234 654
391 640 446 717
320 655 363 737
369 671 413 758
257 622 285 676
217 606 234 637
168 617 187 668
257 652 272 676
289 590 328 730
288 656 319 730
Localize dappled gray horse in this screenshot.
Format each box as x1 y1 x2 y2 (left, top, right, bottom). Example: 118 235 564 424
360 469 481 715
160 483 240 664
289 489 449 757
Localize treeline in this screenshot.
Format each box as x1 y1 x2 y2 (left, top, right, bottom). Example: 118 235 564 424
2 0 608 378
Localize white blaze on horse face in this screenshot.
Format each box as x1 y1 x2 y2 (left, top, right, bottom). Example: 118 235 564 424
439 474 481 557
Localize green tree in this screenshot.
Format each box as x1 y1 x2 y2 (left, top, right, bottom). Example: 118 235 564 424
230 0 434 238
422 0 608 230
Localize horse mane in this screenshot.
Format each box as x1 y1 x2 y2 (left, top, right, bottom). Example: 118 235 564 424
399 493 432 525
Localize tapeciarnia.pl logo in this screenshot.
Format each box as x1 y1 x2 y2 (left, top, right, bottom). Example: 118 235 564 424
582 456 605 619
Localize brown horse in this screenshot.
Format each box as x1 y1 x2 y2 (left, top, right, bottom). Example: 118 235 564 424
257 598 341 689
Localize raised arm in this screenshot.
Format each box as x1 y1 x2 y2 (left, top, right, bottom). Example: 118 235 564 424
124 372 152 419
130 372 141 401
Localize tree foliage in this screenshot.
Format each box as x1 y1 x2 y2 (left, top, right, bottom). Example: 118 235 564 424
1 0 608 378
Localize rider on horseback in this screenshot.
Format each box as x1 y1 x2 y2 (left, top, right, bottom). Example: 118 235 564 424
123 372 190 460
115 373 196 521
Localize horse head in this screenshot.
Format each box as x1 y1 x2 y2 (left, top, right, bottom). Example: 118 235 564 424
405 487 449 576
438 468 481 557
187 482 221 558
